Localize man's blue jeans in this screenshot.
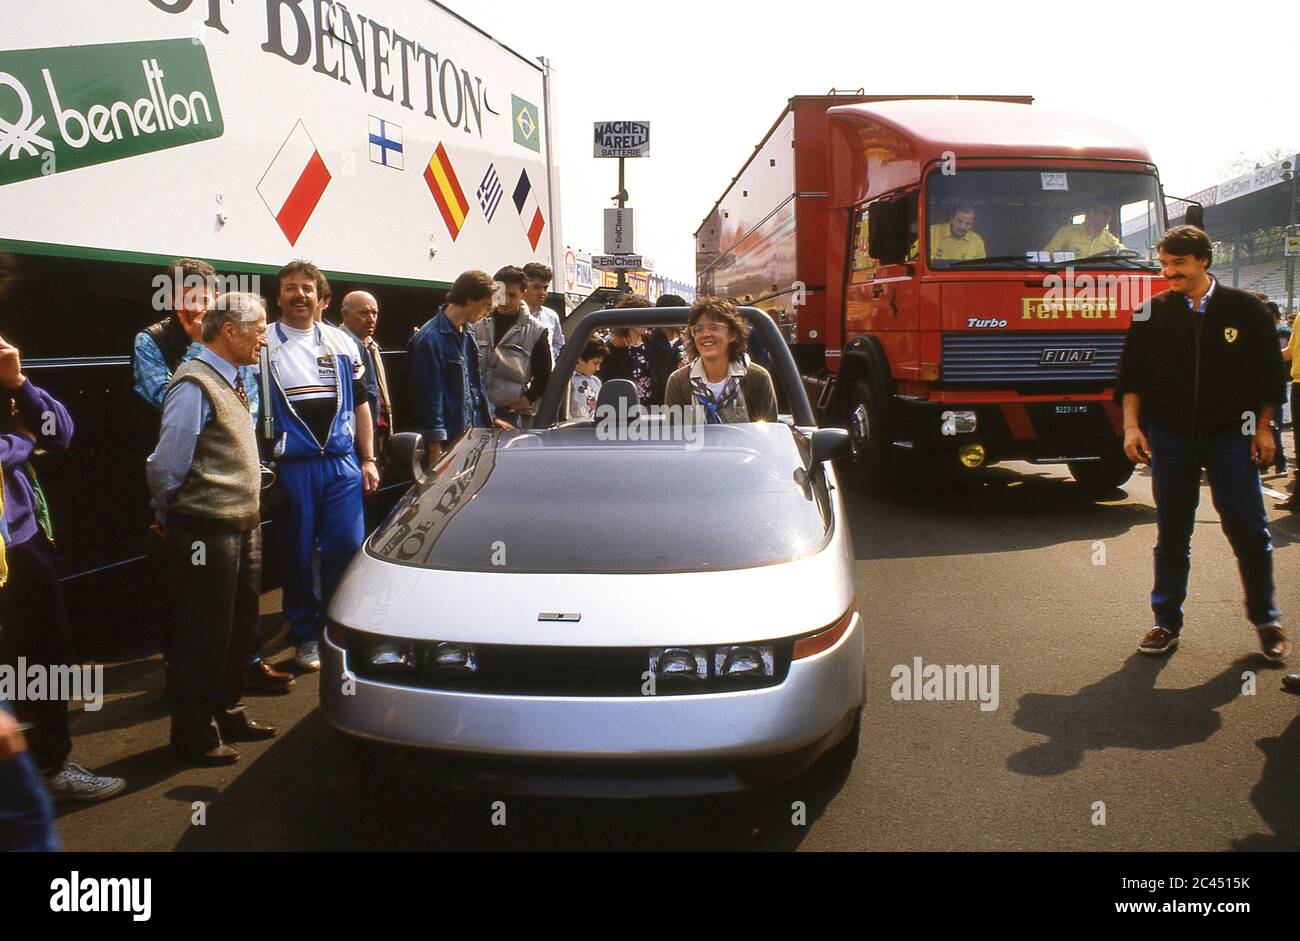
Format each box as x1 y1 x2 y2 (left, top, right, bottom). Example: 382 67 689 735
0 699 61 852
1149 424 1280 632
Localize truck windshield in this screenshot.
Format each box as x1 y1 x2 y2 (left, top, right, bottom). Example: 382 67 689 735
924 168 1165 270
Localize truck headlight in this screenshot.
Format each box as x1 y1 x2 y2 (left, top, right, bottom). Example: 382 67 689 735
942 410 978 435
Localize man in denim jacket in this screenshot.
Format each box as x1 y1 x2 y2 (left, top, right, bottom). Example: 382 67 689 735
408 271 499 465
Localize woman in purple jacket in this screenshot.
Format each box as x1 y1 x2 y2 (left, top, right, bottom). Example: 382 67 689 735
0 334 125 803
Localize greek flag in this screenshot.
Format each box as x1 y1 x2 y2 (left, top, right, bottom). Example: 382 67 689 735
477 162 503 223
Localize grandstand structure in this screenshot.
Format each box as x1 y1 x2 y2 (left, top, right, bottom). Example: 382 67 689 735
1127 154 1299 313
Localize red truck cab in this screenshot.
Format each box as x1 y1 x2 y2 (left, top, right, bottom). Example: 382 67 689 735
697 95 1170 494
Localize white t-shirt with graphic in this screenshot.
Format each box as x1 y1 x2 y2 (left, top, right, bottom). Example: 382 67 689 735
570 373 602 420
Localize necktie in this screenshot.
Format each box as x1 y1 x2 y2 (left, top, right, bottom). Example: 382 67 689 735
234 371 250 411
367 337 393 427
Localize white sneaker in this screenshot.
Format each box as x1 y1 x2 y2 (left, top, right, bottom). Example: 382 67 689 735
45 761 126 802
294 640 321 672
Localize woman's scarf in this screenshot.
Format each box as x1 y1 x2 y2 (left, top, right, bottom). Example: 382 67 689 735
689 374 741 424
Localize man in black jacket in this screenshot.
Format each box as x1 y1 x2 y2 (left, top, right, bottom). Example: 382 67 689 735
1117 225 1288 660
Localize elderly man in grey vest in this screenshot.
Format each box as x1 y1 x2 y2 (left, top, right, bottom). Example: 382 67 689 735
146 292 277 766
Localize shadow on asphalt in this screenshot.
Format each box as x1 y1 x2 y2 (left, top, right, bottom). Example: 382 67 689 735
1007 654 1276 777
172 708 854 851
1236 708 1300 850
844 464 1156 562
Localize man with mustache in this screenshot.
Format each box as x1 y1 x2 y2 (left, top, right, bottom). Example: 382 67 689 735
263 261 379 672
1117 225 1288 661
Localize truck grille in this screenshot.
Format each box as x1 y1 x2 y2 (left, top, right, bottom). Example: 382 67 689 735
941 332 1126 385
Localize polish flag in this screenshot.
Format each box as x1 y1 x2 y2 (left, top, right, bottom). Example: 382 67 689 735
512 168 546 251
257 121 331 246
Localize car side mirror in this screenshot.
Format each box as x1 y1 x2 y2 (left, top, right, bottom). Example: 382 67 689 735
388 432 426 485
808 427 851 482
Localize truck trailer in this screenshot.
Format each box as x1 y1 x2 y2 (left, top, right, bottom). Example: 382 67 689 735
0 0 561 654
696 93 1181 495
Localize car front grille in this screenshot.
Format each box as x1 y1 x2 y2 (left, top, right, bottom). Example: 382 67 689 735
941 332 1126 385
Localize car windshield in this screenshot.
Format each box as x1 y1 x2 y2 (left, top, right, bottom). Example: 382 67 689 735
923 168 1165 269
367 423 832 574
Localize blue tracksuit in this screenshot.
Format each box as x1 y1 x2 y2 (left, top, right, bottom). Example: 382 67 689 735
265 322 366 644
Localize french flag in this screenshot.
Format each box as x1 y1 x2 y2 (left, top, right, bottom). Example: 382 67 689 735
257 121 331 246
512 168 546 251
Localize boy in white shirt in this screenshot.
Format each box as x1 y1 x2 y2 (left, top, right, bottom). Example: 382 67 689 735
569 337 607 420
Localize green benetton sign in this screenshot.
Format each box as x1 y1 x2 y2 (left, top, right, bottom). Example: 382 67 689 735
0 38 224 187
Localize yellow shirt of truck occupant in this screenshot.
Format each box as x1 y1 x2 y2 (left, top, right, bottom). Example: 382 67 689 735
923 223 986 262
1044 224 1124 258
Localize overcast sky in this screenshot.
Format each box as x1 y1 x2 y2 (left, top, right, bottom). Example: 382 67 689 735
460 0 1299 280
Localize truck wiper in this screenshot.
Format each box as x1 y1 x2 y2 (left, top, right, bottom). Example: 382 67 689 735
940 255 1049 269
1071 252 1158 269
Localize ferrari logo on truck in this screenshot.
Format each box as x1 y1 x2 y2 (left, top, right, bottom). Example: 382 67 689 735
1224 327 1238 344
0 39 223 188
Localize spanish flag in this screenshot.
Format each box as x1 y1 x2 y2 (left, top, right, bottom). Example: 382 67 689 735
424 143 471 241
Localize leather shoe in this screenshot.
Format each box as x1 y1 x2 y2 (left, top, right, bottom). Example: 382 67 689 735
1137 626 1179 655
1281 674 1300 694
247 660 296 693
217 708 277 742
174 744 240 767
1257 625 1291 662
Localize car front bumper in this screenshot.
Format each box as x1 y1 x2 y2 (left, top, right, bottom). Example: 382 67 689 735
320 613 864 795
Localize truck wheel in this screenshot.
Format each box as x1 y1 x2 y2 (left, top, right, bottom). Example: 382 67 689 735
1068 448 1135 498
845 379 896 494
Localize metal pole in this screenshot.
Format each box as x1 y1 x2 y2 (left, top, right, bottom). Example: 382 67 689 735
617 156 627 293
1288 164 1297 316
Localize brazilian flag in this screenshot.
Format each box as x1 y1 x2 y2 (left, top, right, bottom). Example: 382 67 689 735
512 95 541 153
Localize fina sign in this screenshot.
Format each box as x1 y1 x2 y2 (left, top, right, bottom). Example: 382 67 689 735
594 121 649 158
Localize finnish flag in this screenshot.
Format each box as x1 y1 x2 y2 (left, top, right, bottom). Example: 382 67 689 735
368 116 404 170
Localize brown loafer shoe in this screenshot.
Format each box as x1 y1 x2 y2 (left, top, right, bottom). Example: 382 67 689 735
217 708 278 742
1138 626 1180 655
1256 625 1291 662
174 744 240 767
247 660 296 694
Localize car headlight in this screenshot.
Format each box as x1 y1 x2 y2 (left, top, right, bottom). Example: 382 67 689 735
426 642 478 674
714 645 774 678
368 641 416 674
649 647 708 681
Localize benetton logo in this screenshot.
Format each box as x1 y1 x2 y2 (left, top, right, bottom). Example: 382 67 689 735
0 38 224 187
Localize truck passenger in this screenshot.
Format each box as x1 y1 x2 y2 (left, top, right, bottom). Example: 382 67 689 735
1044 202 1126 258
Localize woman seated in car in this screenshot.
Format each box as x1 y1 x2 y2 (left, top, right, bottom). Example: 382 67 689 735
664 297 778 424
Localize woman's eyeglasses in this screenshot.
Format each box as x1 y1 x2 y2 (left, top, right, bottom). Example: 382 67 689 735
689 323 728 336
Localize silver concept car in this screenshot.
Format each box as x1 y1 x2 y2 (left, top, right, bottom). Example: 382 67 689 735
321 307 864 796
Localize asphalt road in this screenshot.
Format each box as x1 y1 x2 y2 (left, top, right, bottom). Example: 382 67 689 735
53 460 1300 851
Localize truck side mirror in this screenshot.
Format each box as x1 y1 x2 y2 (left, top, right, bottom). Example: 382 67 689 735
388 432 427 485
1184 204 1205 231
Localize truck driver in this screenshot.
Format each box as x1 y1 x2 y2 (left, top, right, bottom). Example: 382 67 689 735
910 205 986 263
1044 202 1126 258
